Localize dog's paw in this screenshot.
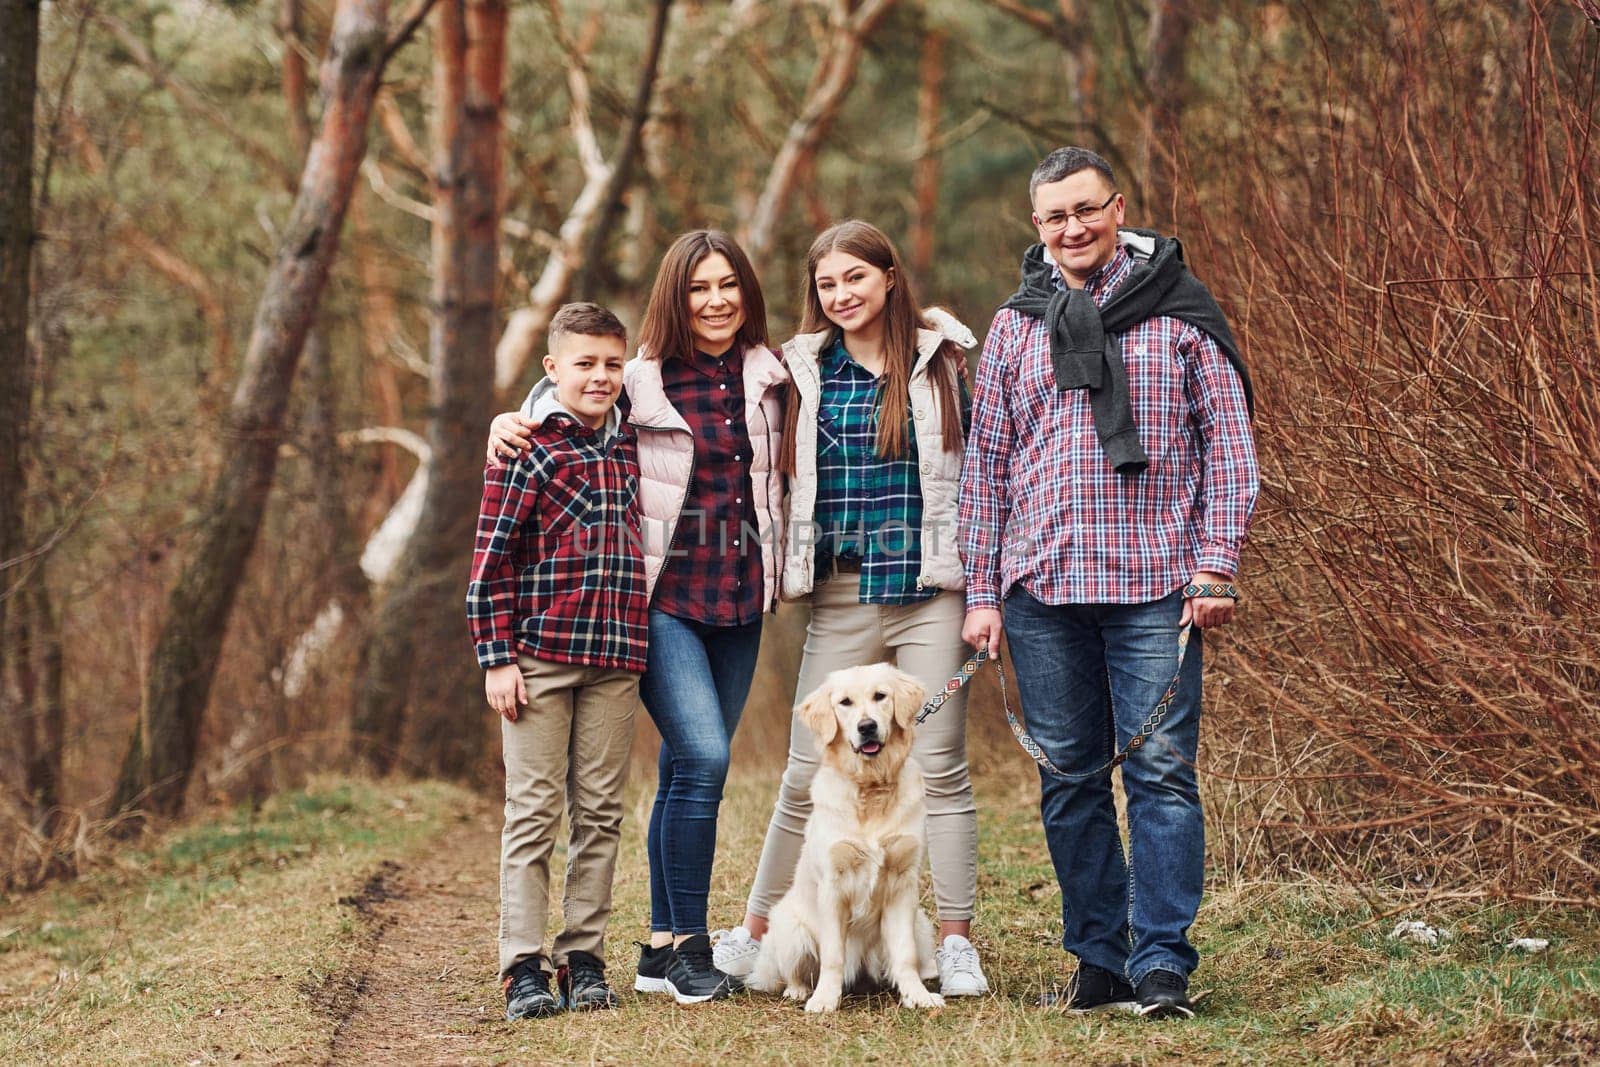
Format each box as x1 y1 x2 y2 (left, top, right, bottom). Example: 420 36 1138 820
900 987 944 1010
804 991 841 1013
783 984 809 1001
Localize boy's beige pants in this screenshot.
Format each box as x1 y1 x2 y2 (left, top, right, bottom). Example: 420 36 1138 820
499 654 639 978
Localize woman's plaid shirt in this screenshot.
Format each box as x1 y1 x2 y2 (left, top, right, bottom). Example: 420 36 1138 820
959 246 1259 609
466 412 648 672
813 336 932 605
650 348 765 627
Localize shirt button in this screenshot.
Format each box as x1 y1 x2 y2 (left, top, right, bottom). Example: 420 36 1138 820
915 408 926 420
725 419 732 426
736 497 743 504
921 462 931 474
735 455 742 461
719 383 726 390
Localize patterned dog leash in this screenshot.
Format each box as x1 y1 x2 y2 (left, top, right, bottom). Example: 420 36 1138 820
916 623 1194 782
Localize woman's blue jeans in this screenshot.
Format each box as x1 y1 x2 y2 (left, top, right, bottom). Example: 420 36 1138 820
639 609 763 935
1002 586 1204 987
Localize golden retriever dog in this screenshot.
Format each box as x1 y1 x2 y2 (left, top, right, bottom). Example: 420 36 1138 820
747 664 943 1013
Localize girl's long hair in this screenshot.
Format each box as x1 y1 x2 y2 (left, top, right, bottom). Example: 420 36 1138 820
636 230 769 361
779 219 966 475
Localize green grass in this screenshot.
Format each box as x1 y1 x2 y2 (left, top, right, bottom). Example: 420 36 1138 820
0 777 475 1066
477 776 1600 1065
2 771 1597 1064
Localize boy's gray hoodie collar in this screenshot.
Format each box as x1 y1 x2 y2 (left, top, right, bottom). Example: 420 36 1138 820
520 376 622 440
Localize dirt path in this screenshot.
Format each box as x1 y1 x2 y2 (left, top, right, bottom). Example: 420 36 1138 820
325 804 504 1067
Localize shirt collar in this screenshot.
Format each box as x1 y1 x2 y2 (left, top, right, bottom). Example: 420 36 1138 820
1052 244 1134 300
820 332 879 381
683 345 743 380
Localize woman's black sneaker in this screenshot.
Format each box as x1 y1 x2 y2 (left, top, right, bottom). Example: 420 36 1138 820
504 957 563 1020
663 934 742 1004
1038 962 1137 1013
634 940 673 994
1135 969 1195 1019
559 951 619 1010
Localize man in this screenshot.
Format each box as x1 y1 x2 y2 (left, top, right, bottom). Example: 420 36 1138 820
959 147 1258 1018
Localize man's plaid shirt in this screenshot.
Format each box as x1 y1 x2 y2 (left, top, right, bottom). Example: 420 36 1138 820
466 411 648 672
959 245 1259 609
651 348 764 627
813 336 931 605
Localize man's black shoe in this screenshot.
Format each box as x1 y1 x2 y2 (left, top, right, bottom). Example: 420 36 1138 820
560 951 619 1011
663 934 741 1004
634 940 673 994
504 957 563 1020
1038 962 1137 1013
1136 969 1196 1019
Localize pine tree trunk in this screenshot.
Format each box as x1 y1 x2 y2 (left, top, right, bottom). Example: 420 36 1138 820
0 0 41 817
111 0 393 819
354 0 505 778
1142 0 1198 227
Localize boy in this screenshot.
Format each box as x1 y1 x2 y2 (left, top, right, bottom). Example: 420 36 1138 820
466 302 645 1021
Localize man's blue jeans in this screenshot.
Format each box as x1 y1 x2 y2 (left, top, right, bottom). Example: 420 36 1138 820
639 609 763 935
1002 586 1204 986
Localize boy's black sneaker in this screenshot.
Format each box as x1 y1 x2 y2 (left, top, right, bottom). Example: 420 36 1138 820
504 957 564 1020
559 951 618 1011
663 934 741 1004
1136 969 1196 1019
1039 962 1137 1013
634 940 673 994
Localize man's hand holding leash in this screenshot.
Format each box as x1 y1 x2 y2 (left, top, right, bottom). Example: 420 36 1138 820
962 608 1003 654
1180 571 1239 629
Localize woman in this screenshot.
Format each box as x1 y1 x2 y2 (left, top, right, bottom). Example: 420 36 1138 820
490 231 787 1005
711 220 989 996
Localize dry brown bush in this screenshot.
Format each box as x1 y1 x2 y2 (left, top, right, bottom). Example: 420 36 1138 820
1188 1 1600 903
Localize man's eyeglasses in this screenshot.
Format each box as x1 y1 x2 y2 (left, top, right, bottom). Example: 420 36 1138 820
1034 192 1119 233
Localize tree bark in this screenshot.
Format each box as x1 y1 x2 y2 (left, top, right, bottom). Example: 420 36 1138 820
0 0 41 820
741 0 897 268
354 0 505 778
111 0 395 819
573 0 673 301
1141 0 1198 227
907 27 945 280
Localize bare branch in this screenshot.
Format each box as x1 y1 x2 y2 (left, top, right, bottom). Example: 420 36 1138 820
384 0 442 63
575 0 674 300
92 11 297 191
375 90 432 176
492 1 617 391
740 0 898 266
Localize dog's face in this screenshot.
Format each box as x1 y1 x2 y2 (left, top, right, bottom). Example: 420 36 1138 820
797 664 925 770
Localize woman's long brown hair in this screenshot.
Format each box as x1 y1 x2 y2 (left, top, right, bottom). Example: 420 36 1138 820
778 220 966 475
636 230 769 362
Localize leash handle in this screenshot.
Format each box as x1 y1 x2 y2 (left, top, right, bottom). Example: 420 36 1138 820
914 646 990 725
1002 623 1192 781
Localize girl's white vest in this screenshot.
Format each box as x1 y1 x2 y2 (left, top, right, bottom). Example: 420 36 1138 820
778 309 976 600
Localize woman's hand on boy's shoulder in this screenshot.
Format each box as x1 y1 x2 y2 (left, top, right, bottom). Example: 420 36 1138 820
487 412 537 469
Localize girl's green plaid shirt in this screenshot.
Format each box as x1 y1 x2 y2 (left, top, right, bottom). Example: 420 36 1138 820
811 336 936 605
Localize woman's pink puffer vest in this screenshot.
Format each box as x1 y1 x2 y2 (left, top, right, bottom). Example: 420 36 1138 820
623 346 789 612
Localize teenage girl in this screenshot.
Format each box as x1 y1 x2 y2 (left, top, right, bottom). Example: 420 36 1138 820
710 220 989 996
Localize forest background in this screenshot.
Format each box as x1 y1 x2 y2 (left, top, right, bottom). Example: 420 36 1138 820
1 0 1597 923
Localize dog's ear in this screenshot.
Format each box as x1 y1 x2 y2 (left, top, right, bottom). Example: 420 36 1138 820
889 669 926 730
798 684 839 747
